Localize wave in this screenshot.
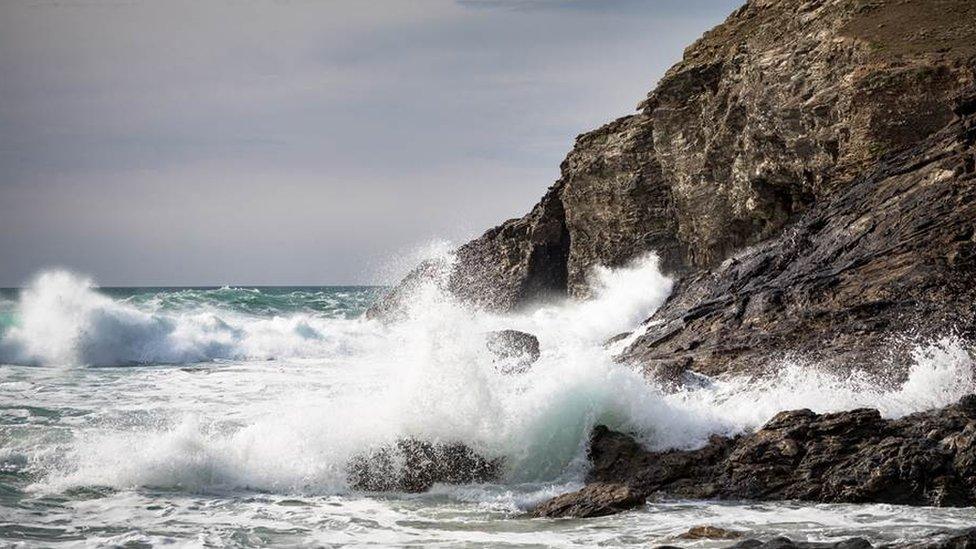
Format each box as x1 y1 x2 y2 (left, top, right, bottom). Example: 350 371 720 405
120 285 378 317
0 271 379 367
8 256 975 498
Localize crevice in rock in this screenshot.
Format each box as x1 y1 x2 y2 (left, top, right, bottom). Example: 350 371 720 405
519 196 571 305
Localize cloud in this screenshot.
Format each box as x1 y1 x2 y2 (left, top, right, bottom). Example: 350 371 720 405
0 0 738 285
457 0 740 13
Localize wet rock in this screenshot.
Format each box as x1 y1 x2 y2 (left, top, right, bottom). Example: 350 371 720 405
531 482 644 518
728 537 872 549
347 439 502 493
621 101 976 376
655 529 976 549
533 396 976 517
641 357 713 392
485 329 540 373
364 259 451 321
679 525 744 540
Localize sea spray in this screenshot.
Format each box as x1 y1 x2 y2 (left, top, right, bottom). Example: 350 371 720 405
4 256 974 498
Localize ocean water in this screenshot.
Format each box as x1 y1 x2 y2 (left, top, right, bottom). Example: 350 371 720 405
1 256 975 547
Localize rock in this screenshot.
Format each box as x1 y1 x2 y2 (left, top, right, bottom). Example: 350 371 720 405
363 259 451 321
533 396 976 517
620 100 976 376
369 0 976 381
485 329 540 373
654 528 976 549
347 439 502 493
640 357 712 392
679 525 744 540
530 482 644 518
727 538 872 549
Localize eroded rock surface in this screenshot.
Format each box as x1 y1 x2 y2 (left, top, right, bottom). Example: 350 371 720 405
622 101 976 376
372 0 976 350
533 396 976 517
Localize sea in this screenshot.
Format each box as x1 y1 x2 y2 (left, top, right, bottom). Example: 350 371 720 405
1 255 974 547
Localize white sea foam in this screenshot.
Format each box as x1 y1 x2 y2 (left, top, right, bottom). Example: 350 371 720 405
7 256 974 499
0 271 377 367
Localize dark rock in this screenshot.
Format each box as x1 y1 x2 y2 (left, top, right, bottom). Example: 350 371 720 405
652 529 976 549
679 525 744 540
530 482 645 518
533 396 976 517
620 101 976 376
368 0 976 383
640 357 712 392
347 439 502 493
727 538 872 549
485 329 540 373
372 0 975 305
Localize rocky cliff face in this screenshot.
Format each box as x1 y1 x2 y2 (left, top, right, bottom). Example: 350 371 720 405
371 0 976 375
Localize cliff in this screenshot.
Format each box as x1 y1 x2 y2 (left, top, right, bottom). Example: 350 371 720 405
370 0 976 376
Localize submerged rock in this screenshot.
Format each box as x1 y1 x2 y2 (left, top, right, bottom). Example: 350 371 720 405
533 395 976 518
485 329 540 373
678 525 744 540
655 528 976 549
347 439 502 493
722 537 873 549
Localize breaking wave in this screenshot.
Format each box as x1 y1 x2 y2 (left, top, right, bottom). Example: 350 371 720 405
4 255 974 498
0 272 378 367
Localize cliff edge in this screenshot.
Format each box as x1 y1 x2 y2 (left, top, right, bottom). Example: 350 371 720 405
370 0 976 376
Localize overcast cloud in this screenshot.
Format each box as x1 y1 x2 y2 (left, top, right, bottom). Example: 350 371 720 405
0 0 739 286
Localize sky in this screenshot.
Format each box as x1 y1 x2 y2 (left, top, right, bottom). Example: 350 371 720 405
0 0 740 286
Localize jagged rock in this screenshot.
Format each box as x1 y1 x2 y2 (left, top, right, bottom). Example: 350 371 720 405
621 100 976 375
531 482 644 518
532 396 976 517
373 0 975 305
369 0 976 381
679 525 745 540
485 329 540 373
347 439 502 493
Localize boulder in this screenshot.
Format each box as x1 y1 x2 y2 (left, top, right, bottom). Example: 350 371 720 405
679 525 744 540
531 482 644 519
347 439 502 493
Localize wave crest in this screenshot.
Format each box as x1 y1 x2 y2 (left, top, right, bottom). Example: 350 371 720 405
0 271 374 366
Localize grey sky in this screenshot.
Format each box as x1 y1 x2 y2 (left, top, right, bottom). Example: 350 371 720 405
0 0 739 286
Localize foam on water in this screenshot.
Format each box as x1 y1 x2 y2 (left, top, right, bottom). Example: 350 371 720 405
2 256 974 503
0 271 378 367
